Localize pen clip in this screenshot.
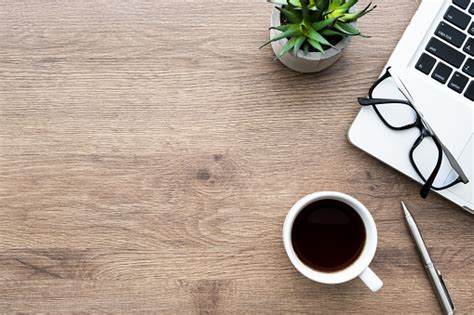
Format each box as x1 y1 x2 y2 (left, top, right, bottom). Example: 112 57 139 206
436 269 455 312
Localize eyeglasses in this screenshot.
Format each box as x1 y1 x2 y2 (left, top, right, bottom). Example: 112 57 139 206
358 67 469 198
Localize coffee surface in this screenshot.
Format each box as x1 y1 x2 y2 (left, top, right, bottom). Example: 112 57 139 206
291 199 366 272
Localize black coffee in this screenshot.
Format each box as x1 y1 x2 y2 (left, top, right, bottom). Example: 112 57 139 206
291 199 366 272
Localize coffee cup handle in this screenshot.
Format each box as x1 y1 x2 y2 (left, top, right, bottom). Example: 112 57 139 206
359 267 383 292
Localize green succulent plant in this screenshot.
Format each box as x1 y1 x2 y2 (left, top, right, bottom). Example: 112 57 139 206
261 0 376 59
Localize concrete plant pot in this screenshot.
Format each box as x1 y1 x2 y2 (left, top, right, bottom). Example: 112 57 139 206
270 6 355 73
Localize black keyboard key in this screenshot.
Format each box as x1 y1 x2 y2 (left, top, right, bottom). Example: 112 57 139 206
462 58 474 76
453 0 470 9
448 72 469 93
431 62 453 83
426 37 466 68
435 21 467 47
469 22 474 36
415 53 436 74
470 3 474 14
464 37 474 56
444 6 471 30
464 81 474 101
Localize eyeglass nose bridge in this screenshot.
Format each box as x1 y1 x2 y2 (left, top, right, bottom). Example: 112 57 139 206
413 125 435 148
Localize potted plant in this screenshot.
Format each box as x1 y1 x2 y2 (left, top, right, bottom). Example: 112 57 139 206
261 0 376 73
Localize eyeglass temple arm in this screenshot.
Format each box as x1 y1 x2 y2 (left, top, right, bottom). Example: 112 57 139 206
421 119 470 184
358 97 411 106
420 137 443 198
433 133 469 184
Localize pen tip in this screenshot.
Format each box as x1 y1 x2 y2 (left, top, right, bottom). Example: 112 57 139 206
401 201 411 217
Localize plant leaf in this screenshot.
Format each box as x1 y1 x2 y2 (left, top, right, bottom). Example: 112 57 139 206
303 42 309 55
312 16 341 31
312 7 323 21
328 0 341 11
308 38 324 53
322 9 336 17
321 28 348 37
277 7 302 24
275 37 297 59
293 36 306 55
260 25 301 48
269 25 290 32
308 28 331 46
334 21 361 35
341 2 376 22
309 8 320 22
315 0 330 11
300 0 312 25
339 0 358 12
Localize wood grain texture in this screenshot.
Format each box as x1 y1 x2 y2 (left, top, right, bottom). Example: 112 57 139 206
0 0 473 313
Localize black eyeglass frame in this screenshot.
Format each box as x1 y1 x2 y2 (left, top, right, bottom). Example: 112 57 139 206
358 67 469 198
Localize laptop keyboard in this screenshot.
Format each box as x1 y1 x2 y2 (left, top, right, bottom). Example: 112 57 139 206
415 0 474 101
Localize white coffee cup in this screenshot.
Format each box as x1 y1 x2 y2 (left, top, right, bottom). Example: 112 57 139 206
283 191 383 292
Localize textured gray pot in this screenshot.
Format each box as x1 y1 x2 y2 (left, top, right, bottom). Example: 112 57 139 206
270 6 354 73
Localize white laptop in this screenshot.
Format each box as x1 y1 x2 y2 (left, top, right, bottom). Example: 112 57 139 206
349 0 473 213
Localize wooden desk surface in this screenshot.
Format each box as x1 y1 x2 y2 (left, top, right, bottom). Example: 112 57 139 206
1 0 472 313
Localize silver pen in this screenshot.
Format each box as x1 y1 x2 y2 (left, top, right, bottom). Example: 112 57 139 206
402 202 455 315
